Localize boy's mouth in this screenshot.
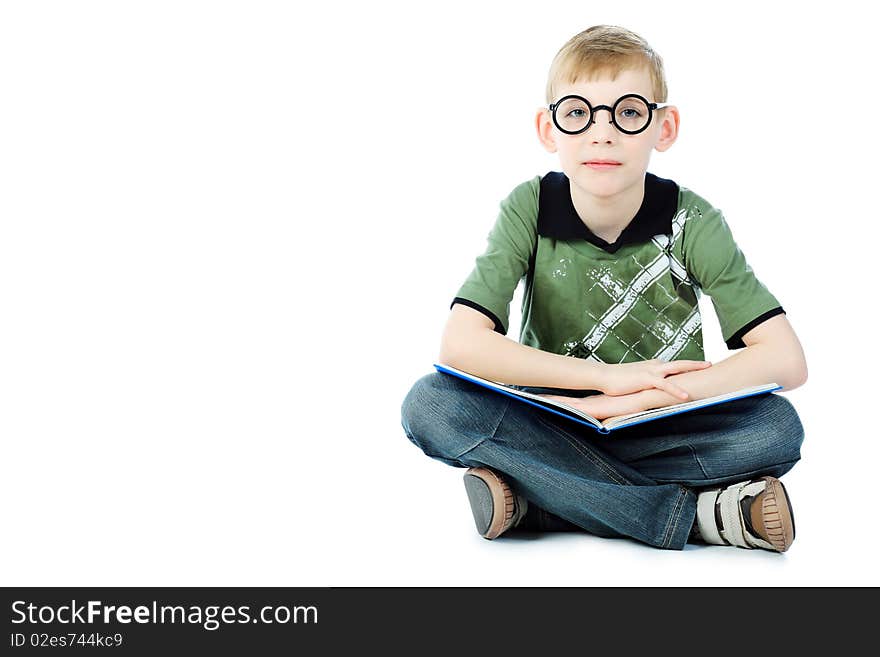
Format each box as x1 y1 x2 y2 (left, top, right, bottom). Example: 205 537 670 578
584 160 622 169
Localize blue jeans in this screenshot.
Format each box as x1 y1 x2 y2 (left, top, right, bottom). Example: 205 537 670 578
400 371 804 550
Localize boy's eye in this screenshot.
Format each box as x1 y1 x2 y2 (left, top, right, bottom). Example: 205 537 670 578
566 108 588 118
618 107 643 119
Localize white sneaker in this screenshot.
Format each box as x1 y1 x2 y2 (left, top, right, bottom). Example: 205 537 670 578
695 476 796 552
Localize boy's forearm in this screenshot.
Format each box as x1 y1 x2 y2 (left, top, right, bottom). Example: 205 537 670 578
439 328 605 390
632 342 806 409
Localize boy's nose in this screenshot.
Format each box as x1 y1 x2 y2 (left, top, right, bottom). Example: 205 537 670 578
587 107 616 141
590 118 616 142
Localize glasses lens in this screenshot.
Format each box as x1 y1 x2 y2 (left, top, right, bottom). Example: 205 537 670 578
614 96 650 133
554 97 591 133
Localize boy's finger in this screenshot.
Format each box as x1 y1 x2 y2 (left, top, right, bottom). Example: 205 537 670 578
670 360 711 370
659 380 689 400
665 360 711 373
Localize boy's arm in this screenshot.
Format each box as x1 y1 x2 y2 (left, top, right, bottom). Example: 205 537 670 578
615 314 808 411
439 304 712 396
439 304 606 390
541 314 807 421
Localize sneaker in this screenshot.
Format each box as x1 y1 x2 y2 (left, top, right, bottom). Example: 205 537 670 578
462 467 528 539
694 476 796 552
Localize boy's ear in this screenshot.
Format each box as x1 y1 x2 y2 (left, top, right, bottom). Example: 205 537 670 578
654 105 680 153
535 107 558 153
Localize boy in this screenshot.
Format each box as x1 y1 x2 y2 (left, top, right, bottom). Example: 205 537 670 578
400 25 807 552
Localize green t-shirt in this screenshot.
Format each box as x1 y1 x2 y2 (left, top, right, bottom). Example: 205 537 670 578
452 171 784 364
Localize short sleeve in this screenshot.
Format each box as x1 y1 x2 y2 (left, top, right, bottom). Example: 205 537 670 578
681 194 785 350
451 176 540 335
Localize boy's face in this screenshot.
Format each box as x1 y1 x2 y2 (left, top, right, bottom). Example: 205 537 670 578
536 66 679 202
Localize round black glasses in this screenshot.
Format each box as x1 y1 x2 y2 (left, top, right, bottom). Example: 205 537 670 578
549 93 670 135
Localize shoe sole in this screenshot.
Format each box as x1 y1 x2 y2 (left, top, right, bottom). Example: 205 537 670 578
759 476 796 552
463 467 516 540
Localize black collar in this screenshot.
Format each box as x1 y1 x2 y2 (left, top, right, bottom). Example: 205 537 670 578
537 171 680 253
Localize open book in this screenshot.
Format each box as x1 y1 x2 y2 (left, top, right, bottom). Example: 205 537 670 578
433 363 781 434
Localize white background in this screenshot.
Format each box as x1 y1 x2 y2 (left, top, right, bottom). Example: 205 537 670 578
1 0 877 586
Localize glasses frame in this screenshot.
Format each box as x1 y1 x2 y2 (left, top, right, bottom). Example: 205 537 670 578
548 93 671 135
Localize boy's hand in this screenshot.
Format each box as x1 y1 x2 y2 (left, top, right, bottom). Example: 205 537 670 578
598 359 712 400
537 391 652 421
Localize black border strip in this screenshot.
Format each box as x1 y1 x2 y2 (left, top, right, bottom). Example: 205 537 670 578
450 297 505 334
2 586 873 649
725 306 786 350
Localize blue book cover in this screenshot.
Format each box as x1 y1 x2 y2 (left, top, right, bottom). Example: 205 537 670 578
433 363 781 434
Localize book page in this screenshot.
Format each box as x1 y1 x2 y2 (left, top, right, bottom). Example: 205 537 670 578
525 393 601 427
433 364 602 428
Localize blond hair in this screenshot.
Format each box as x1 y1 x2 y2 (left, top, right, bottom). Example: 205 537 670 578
545 25 667 105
